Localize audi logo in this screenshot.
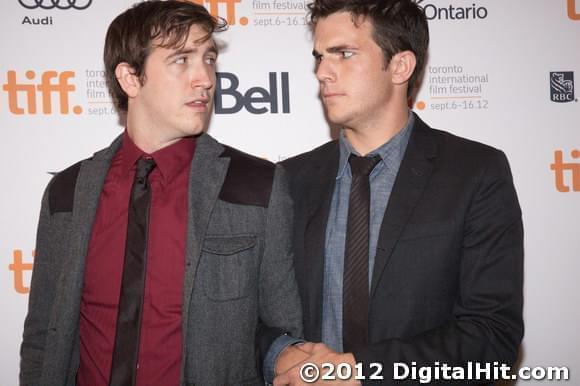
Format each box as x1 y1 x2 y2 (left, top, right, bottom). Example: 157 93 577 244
18 0 93 10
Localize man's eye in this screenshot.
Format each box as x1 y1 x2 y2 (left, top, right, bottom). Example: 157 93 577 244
341 51 354 59
205 57 217 65
175 57 186 64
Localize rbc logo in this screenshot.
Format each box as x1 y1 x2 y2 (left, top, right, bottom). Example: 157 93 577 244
2 70 82 115
215 72 290 114
550 72 575 103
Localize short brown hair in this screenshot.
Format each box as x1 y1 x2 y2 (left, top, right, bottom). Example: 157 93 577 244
104 0 227 112
308 0 429 94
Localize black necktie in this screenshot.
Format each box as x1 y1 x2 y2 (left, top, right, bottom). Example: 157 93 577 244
109 157 156 386
343 154 381 353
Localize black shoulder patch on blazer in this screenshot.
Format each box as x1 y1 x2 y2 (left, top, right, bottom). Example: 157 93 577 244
218 146 275 207
49 161 82 214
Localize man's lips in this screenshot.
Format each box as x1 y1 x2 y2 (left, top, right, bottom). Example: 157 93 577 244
322 92 344 99
185 99 210 110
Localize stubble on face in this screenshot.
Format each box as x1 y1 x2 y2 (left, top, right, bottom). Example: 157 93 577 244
128 25 218 153
314 13 395 133
314 13 413 154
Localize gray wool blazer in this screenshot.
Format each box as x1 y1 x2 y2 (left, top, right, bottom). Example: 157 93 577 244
20 133 303 386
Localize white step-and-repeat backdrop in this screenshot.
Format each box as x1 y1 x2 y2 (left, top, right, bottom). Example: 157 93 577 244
1 0 578 384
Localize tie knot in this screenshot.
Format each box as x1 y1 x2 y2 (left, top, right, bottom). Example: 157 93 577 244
348 154 381 177
135 157 156 185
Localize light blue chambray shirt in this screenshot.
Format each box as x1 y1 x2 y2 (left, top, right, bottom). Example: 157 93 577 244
321 112 414 352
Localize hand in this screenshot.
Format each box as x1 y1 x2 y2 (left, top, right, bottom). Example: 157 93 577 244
274 342 361 385
276 343 313 375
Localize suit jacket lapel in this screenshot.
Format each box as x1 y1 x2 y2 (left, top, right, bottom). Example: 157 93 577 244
56 135 122 310
47 135 122 378
302 142 339 341
181 133 229 327
370 117 438 298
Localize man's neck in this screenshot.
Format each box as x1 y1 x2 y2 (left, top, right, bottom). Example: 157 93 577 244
126 115 180 155
343 108 410 156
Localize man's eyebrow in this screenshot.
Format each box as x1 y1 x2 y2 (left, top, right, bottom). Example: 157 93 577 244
165 45 218 60
166 48 195 60
327 45 357 53
312 45 357 57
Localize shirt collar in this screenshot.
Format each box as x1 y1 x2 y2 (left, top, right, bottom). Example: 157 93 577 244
337 111 415 179
119 130 196 183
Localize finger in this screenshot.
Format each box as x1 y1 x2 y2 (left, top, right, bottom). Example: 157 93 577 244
296 341 316 353
273 372 290 386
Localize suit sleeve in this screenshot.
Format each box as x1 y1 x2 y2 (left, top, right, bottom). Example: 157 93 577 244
20 181 56 386
354 150 524 383
255 165 304 367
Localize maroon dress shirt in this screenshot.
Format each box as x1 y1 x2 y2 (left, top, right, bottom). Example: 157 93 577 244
77 132 195 386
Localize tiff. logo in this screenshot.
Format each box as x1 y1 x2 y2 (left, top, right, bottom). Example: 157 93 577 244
2 70 82 115
550 150 580 192
569 0 580 20
187 0 248 25
8 249 34 294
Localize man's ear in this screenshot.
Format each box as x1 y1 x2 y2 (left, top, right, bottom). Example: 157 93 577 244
115 62 141 98
390 50 417 86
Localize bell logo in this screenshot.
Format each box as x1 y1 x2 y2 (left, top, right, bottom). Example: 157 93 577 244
187 0 248 25
2 70 83 115
8 249 34 295
550 150 580 192
215 72 290 114
569 0 580 20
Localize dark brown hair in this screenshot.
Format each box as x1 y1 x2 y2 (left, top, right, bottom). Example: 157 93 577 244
308 0 429 94
104 0 227 112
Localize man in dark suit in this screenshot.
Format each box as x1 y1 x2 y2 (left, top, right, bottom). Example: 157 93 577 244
20 2 303 385
275 0 523 384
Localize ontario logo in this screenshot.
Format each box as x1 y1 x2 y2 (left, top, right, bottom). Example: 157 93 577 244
415 0 488 21
550 72 576 103
18 0 93 10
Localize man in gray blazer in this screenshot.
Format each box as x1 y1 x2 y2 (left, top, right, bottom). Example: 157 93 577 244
20 2 302 385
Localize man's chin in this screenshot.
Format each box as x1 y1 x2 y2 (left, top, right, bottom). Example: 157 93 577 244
186 126 206 137
326 115 347 127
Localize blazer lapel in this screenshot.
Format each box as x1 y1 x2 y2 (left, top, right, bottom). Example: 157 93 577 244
54 135 122 313
181 133 230 324
370 117 438 298
46 135 122 380
301 142 339 341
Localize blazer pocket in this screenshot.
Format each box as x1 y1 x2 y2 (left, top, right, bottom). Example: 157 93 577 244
400 220 456 241
201 235 256 301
